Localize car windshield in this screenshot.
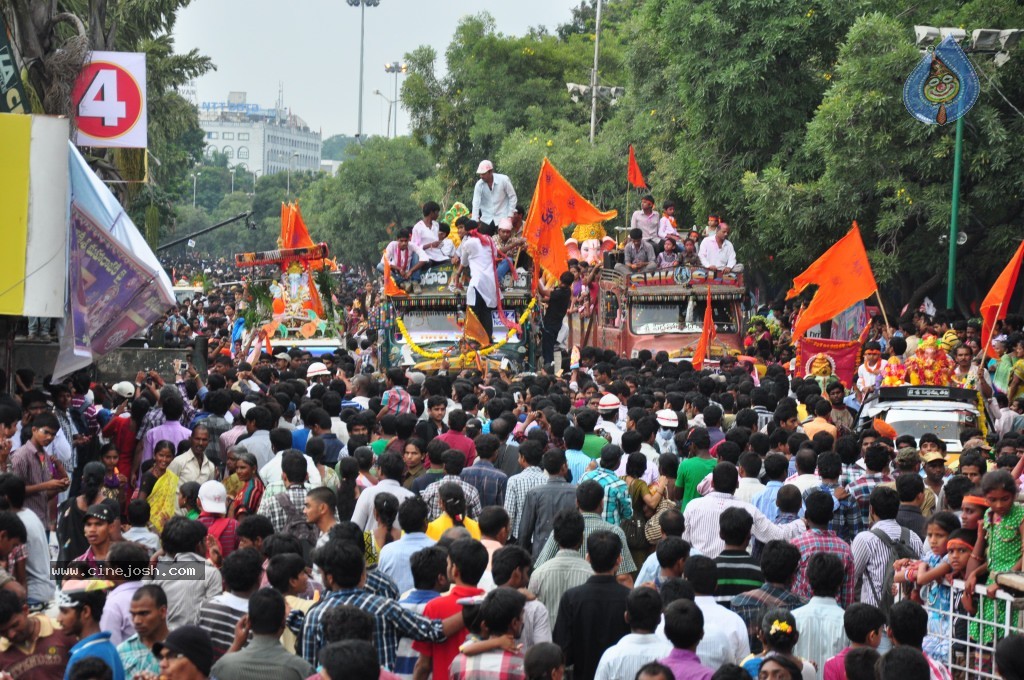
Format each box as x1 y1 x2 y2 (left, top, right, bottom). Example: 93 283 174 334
631 301 737 335
883 414 976 442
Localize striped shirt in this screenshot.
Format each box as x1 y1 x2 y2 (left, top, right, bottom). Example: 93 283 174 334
504 466 547 538
528 549 595 628
683 492 807 559
154 552 223 629
534 513 637 577
851 519 924 607
395 590 440 680
713 549 764 607
197 592 249 661
594 633 673 680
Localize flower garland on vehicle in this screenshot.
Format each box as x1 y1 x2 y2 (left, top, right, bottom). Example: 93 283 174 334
396 298 537 361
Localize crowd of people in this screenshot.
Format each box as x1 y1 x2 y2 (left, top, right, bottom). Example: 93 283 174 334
0 299 1023 680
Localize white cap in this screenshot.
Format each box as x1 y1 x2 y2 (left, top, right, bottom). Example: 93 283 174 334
111 381 135 399
476 160 494 174
598 393 621 411
307 361 331 378
656 409 679 428
497 217 514 231
273 352 291 361
198 480 227 515
240 401 256 418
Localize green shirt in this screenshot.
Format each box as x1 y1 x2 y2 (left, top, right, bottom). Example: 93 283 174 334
582 434 608 459
676 456 717 509
371 437 394 456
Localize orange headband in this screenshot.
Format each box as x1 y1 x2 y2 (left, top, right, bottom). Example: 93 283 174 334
946 539 974 551
963 495 990 508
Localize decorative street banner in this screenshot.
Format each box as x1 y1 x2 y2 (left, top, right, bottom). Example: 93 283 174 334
904 35 980 126
796 337 862 389
70 51 147 147
0 15 29 114
54 144 173 380
832 301 869 342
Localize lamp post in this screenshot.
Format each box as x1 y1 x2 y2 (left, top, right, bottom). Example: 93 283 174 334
346 0 381 141
192 172 201 207
913 26 1022 308
230 167 236 194
384 60 407 138
589 0 603 144
252 169 261 195
373 89 395 138
287 151 299 199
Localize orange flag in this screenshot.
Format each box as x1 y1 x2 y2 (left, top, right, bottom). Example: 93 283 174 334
464 307 492 348
786 222 878 341
524 158 618 281
980 239 1024 358
382 256 406 297
691 287 717 370
627 145 647 189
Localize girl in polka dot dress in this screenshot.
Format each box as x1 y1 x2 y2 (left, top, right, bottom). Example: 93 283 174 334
964 470 1024 650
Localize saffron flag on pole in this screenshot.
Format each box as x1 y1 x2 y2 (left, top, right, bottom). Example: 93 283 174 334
464 307 492 348
785 222 878 341
627 145 647 189
980 239 1024 358
524 157 617 283
691 287 716 370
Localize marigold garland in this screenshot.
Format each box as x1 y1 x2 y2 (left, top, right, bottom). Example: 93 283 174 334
396 298 537 363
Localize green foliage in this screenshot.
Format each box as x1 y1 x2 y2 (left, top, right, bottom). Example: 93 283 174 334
322 134 358 160
301 137 434 265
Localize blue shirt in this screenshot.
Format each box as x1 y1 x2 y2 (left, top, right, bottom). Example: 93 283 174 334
565 449 590 485
752 480 783 522
65 631 126 680
291 428 311 452
377 532 438 595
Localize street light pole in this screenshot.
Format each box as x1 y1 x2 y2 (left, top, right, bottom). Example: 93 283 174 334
230 167 236 194
947 116 964 308
589 0 603 145
347 0 380 141
384 60 407 138
373 89 394 138
287 152 299 199
192 172 201 207
253 169 261 195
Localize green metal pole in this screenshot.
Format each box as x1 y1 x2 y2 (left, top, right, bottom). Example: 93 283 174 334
947 115 964 309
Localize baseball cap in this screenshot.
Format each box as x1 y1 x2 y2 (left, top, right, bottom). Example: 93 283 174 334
306 361 331 378
111 381 135 399
198 480 228 515
922 451 946 463
896 447 921 466
85 503 115 523
273 352 291 361
656 409 679 429
153 625 214 677
476 159 494 174
57 579 114 609
598 393 621 411
963 437 992 451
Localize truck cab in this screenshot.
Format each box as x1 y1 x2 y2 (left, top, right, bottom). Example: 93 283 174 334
570 265 746 359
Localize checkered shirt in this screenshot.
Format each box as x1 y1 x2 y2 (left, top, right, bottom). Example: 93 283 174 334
420 474 483 521
848 472 892 524
802 481 864 543
580 467 633 525
504 466 547 539
790 527 857 608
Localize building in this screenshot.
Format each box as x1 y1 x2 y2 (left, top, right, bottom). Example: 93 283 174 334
199 91 321 178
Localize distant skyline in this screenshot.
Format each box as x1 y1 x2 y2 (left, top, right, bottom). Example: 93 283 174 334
173 0 583 139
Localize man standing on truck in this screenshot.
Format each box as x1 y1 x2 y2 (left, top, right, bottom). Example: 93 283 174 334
698 223 741 274
630 195 661 251
472 160 518 227
455 219 499 340
539 272 574 370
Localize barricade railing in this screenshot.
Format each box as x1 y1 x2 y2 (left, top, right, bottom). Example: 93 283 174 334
898 577 1024 679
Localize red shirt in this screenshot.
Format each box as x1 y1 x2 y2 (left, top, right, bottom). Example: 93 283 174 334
102 415 138 477
435 431 478 467
0 614 75 680
198 513 239 558
412 584 485 679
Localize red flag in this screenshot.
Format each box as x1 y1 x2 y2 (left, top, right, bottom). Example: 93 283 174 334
981 239 1024 358
524 158 618 281
691 287 716 370
786 222 878 341
627 144 647 189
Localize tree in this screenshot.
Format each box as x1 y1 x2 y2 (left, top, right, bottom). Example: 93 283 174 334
301 137 435 265
322 134 358 160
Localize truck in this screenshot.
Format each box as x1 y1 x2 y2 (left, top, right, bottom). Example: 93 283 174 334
382 263 538 371
569 265 747 359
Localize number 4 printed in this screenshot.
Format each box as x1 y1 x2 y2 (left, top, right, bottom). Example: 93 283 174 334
78 69 126 126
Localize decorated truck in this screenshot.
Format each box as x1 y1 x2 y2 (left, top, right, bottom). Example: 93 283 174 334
569 265 746 359
383 263 538 371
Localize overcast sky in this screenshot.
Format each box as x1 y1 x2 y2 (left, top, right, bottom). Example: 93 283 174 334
173 0 582 139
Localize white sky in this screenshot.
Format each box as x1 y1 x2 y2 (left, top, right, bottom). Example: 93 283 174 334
173 0 583 139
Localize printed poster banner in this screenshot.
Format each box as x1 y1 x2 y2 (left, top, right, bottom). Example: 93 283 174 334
0 15 29 114
54 144 173 381
832 301 869 342
71 51 147 148
904 35 980 126
796 337 862 389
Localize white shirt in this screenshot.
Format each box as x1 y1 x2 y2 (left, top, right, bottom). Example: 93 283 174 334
735 477 767 504
472 173 518 224
792 597 848 680
411 220 448 263
459 236 498 308
349 479 415 531
693 595 750 669
17 508 54 604
239 430 274 469
594 633 673 680
259 451 322 487
683 491 807 558
383 240 426 268
789 473 822 495
698 236 737 269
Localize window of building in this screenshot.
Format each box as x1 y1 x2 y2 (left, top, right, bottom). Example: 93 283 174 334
223 146 234 159
222 132 235 140
205 145 216 156
206 131 218 139
238 147 249 160
238 133 249 141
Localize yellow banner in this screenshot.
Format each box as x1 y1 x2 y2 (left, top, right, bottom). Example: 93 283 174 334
0 113 30 314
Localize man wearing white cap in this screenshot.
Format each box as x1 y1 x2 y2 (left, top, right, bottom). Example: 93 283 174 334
471 160 517 227
495 217 528 281
197 480 239 559
594 394 623 446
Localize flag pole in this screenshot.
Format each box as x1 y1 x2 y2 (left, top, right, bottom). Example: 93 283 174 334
985 302 1003 359
622 147 630 249
874 290 891 330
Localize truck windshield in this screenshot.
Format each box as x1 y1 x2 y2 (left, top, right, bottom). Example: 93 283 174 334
396 310 522 344
630 301 737 335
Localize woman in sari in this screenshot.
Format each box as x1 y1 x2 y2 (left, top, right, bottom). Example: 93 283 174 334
138 440 178 533
229 450 265 519
305 437 340 492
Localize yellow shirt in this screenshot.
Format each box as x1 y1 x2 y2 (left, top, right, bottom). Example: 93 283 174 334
426 514 481 541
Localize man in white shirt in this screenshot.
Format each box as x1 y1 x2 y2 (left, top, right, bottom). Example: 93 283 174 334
455 220 499 340
594 588 672 680
630 194 660 249
471 160 517 226
698 223 741 273
411 201 450 268
349 452 414 531
378 227 427 287
684 556 751 670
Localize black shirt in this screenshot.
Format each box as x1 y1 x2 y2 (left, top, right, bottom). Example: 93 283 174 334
544 285 572 327
553 574 630 680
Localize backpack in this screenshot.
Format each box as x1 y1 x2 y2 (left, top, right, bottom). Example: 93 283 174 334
865 527 918 616
276 491 319 565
